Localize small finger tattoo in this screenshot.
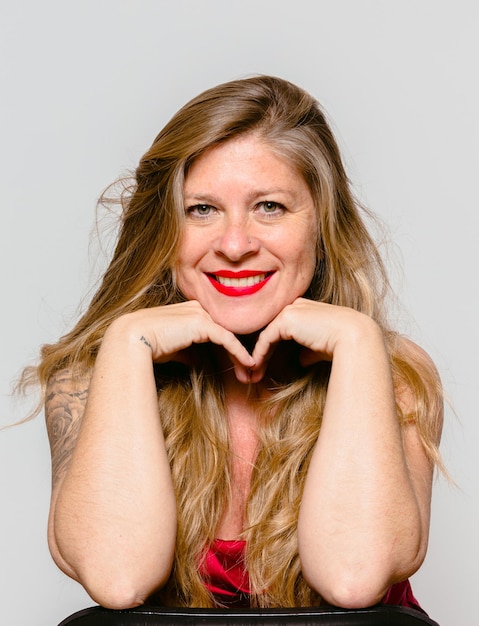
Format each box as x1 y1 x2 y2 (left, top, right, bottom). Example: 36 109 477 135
140 335 152 350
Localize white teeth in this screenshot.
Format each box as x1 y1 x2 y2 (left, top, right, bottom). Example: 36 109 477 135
215 273 266 287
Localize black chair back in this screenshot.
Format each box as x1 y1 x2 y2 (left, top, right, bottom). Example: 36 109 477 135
58 605 440 625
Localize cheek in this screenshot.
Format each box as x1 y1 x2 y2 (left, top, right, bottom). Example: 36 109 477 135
173 249 192 294
293 233 317 279
175 233 198 274
176 227 210 264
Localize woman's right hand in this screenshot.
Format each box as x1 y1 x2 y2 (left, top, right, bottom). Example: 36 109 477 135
105 300 255 382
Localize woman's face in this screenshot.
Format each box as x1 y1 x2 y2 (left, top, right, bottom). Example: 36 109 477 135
176 134 318 335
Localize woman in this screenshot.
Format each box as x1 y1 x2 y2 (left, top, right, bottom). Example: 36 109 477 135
29 75 443 611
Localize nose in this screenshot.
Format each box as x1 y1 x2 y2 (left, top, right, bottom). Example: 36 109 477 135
214 217 259 261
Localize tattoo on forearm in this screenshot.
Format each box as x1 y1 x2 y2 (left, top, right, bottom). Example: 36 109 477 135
140 335 152 350
45 369 89 489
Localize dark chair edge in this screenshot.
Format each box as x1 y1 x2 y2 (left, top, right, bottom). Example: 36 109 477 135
58 604 440 626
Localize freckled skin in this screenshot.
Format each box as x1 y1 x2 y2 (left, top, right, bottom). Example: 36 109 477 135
176 135 318 335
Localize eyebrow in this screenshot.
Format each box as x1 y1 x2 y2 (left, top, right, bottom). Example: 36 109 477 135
183 188 297 204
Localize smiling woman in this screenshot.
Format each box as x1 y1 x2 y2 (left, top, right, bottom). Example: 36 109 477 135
20 75 443 614
177 135 317 335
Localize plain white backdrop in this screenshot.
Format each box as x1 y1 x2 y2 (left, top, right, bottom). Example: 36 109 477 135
1 2 477 625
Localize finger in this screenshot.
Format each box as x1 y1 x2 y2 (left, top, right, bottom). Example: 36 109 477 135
248 365 266 384
250 322 287 370
233 363 253 384
249 338 281 385
163 302 256 369
205 327 256 370
198 329 254 384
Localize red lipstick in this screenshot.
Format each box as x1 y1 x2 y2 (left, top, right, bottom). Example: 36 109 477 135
206 270 274 296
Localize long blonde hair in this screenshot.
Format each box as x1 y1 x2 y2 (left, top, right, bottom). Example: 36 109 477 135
25 75 442 607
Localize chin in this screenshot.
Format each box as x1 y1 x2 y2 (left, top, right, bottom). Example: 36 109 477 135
209 306 278 336
224 322 265 336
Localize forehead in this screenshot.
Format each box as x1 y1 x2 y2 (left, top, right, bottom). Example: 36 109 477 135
184 134 308 193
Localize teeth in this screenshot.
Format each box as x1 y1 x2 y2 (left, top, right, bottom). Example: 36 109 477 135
215 273 266 287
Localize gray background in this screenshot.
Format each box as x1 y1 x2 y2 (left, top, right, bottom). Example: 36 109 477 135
1 2 477 625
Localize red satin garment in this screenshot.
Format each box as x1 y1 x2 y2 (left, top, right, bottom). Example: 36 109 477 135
202 539 424 611
202 539 250 607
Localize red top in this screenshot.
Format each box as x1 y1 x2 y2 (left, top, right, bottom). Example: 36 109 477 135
202 539 250 607
202 539 424 611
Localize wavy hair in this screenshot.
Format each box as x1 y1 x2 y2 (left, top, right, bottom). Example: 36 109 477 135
23 75 442 607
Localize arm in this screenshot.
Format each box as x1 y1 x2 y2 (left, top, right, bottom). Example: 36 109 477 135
251 299 442 608
46 301 254 609
47 338 177 609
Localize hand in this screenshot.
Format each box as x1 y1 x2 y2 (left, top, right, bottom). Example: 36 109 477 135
104 301 255 383
249 298 381 383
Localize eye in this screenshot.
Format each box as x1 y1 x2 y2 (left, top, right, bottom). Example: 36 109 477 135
185 204 215 219
256 201 285 216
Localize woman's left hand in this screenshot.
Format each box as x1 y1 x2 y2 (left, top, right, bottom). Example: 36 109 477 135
249 297 380 383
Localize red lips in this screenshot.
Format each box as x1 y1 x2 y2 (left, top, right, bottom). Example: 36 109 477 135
206 270 274 296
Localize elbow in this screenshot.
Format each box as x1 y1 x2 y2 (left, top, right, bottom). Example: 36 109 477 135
80 565 172 610
303 554 425 609
301 554 421 609
312 574 387 609
48 522 175 609
75 540 175 609
85 578 153 610
48 537 173 610
86 581 148 610
299 531 427 608
303 565 386 608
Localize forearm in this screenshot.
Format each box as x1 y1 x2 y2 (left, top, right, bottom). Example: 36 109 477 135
298 320 427 606
50 324 177 607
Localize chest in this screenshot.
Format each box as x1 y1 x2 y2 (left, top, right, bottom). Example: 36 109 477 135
216 405 259 539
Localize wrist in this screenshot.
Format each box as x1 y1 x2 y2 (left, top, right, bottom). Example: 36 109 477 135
333 313 385 356
101 314 154 356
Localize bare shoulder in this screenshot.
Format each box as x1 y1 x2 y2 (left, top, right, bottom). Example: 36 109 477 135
45 368 92 488
393 335 442 388
393 336 444 444
394 335 437 368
